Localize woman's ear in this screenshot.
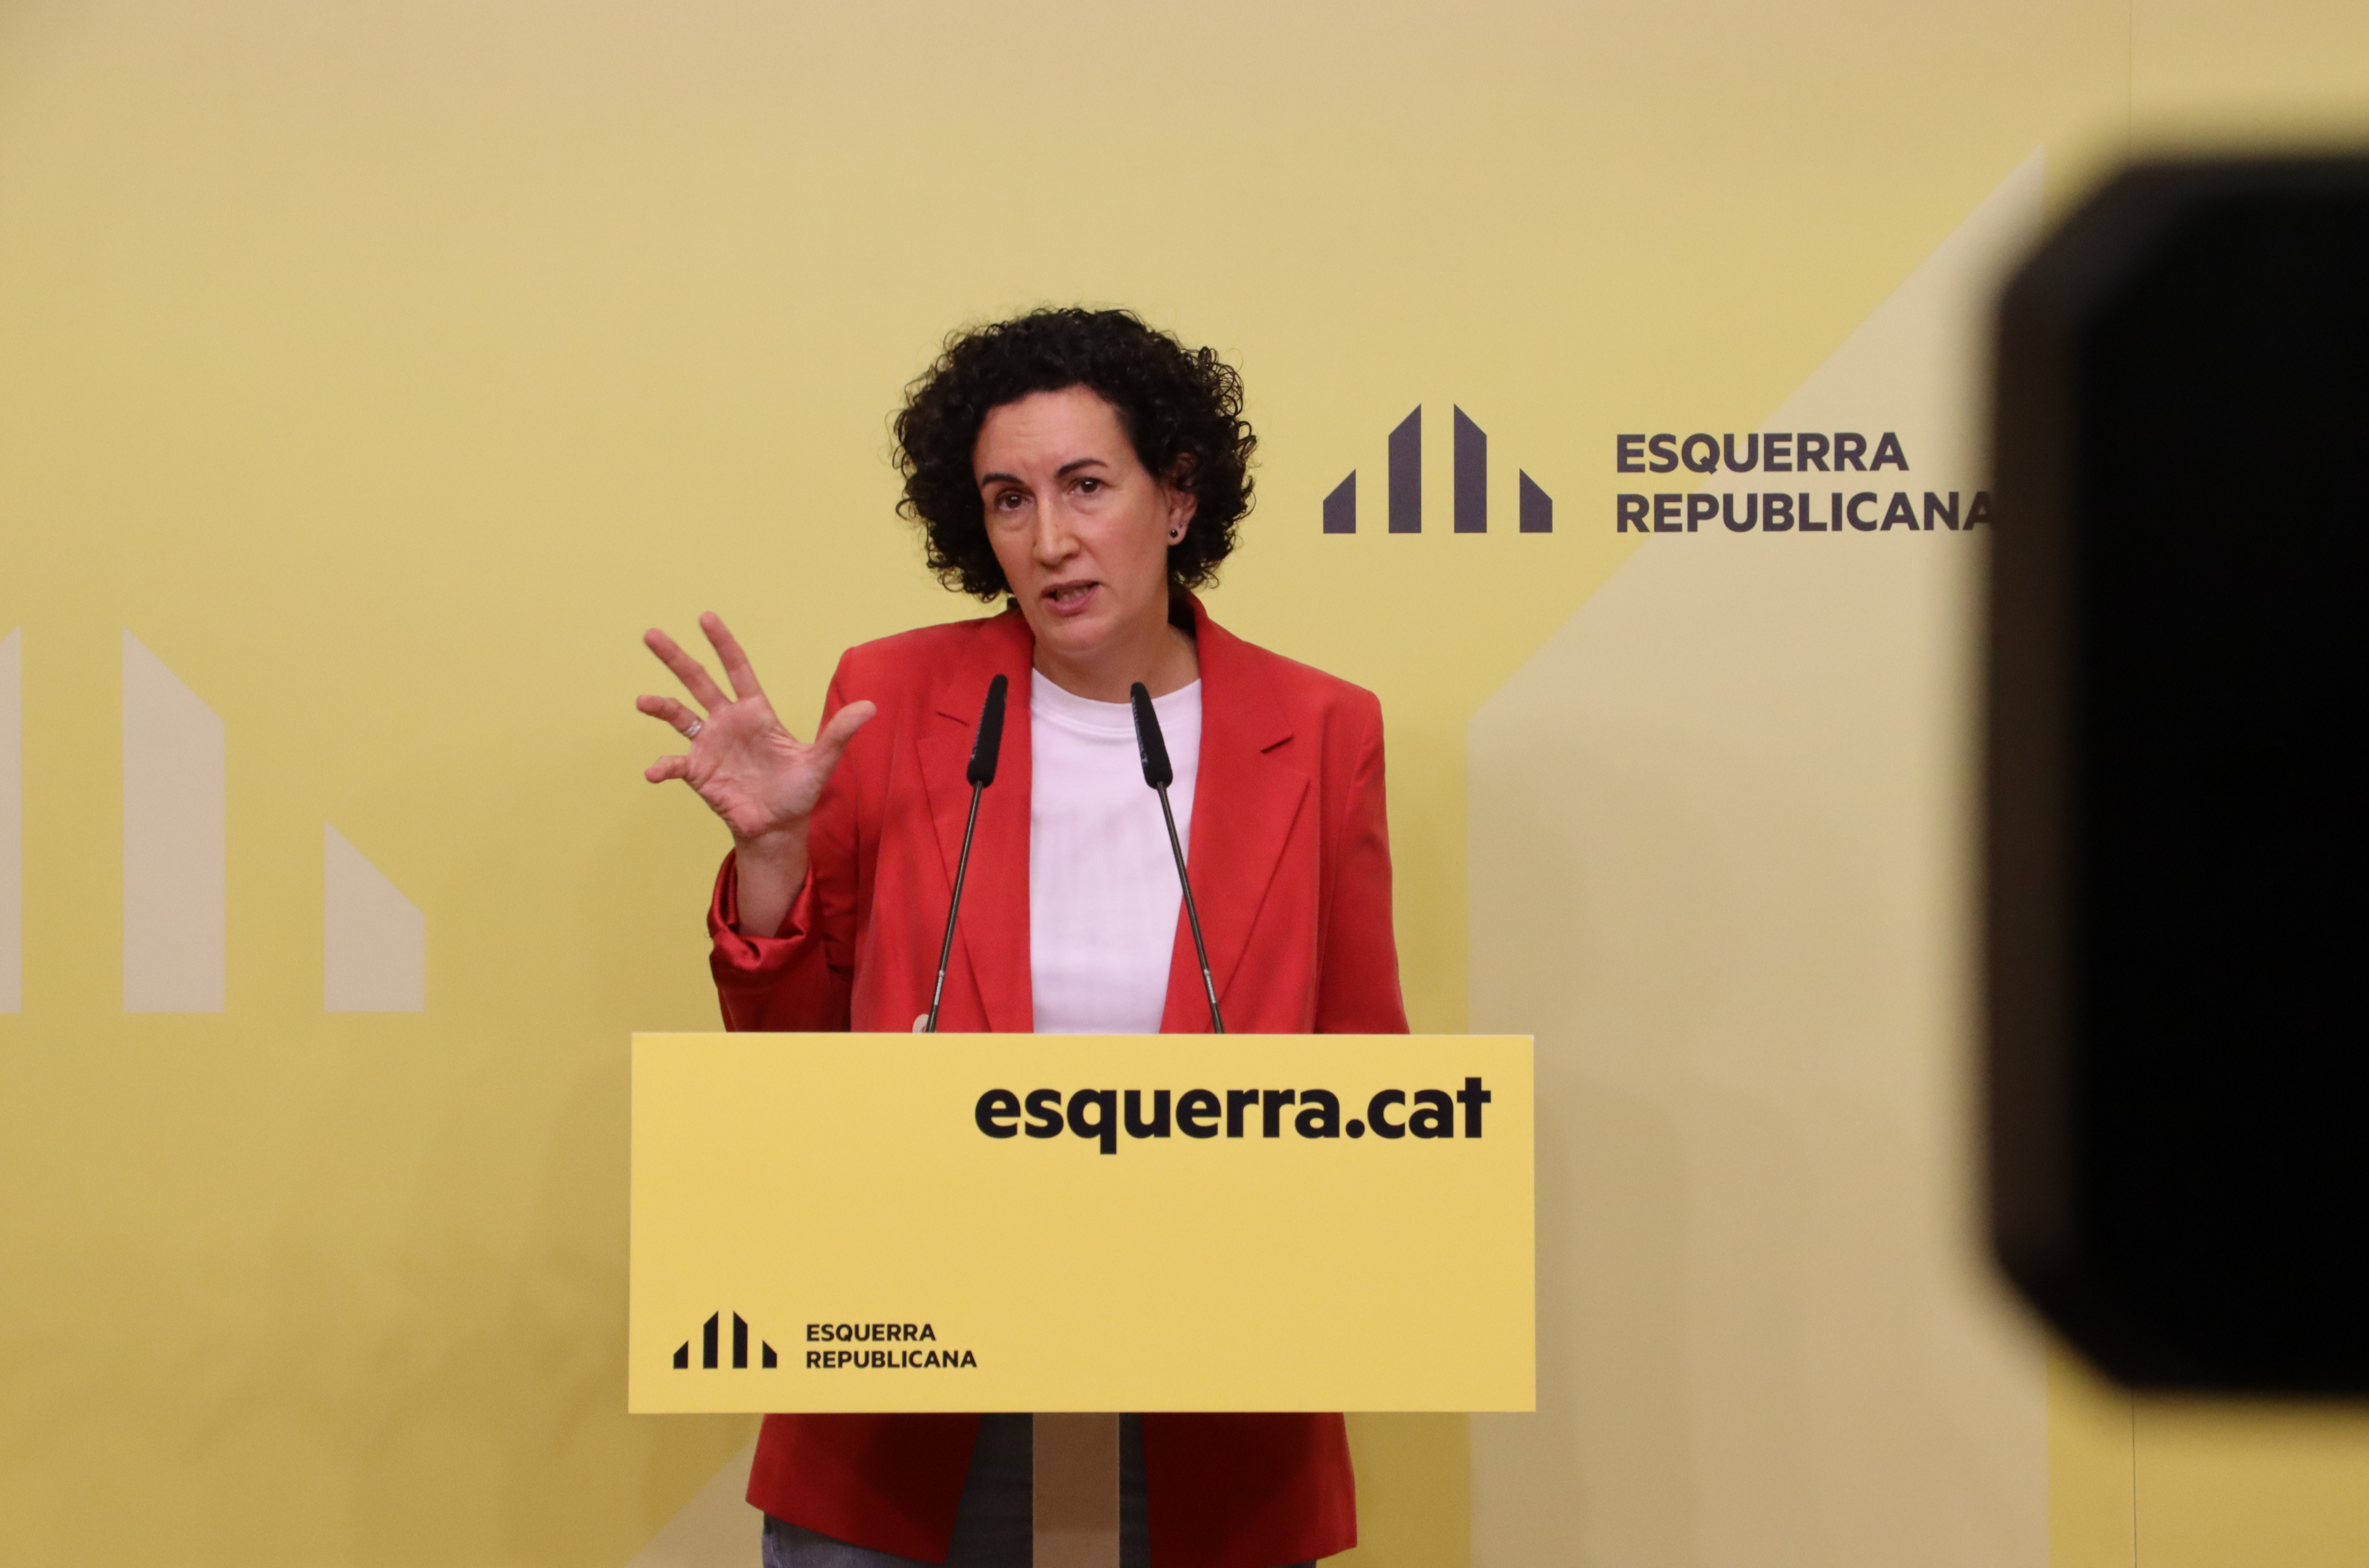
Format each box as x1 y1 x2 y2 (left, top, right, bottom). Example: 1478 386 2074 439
1163 470 1199 543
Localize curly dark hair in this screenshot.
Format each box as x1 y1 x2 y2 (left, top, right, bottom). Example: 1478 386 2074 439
892 308 1256 600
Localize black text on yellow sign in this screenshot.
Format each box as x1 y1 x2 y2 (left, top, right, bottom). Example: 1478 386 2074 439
630 1034 1534 1413
975 1078 1494 1152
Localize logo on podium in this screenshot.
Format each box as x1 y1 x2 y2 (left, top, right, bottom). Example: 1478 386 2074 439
673 1311 778 1370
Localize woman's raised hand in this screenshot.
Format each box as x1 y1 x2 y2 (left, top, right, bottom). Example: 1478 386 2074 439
637 613 875 870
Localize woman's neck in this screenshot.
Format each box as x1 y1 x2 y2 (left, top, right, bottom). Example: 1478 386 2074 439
1033 619 1199 704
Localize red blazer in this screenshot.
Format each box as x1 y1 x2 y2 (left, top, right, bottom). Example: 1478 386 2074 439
708 598 1407 1568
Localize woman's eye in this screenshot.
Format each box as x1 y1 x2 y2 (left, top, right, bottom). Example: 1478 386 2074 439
1075 477 1101 493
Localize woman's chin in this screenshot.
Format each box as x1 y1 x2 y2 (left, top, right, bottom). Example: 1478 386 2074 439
1026 612 1127 670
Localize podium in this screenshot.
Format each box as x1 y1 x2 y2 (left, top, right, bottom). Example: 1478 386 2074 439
629 1032 1534 1414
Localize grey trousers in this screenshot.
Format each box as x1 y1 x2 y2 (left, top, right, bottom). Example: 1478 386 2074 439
760 1414 1315 1568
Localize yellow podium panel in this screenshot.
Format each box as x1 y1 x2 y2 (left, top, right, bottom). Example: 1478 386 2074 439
629 1033 1533 1413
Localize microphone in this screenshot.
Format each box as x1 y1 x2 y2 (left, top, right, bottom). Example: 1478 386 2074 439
924 674 1008 1033
1130 682 1224 1034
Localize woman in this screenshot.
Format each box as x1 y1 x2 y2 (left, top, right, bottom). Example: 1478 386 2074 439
638 309 1406 1568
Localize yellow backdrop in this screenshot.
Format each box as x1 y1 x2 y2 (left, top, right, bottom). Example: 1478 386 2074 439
1 0 2365 1565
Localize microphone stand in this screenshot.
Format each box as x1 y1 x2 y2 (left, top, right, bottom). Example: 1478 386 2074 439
924 673 1008 1033
1130 682 1224 1034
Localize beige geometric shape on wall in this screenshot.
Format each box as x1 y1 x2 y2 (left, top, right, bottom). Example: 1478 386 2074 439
122 629 225 1013
324 823 425 1012
625 1438 758 1568
1 627 19 1012
1467 151 2048 1568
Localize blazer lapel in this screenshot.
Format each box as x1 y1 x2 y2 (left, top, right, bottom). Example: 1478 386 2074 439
916 612 1036 1033
1167 603 1308 1030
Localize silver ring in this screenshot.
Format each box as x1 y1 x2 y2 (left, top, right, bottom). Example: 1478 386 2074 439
682 717 704 740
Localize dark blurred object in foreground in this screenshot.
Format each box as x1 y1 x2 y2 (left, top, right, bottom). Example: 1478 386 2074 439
1987 157 2369 1394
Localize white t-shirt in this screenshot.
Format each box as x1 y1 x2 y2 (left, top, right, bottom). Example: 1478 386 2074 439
1028 670 1202 1035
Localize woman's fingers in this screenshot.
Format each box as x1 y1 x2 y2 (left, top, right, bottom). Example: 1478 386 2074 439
644 753 692 784
636 694 706 738
809 700 877 767
643 627 731 711
699 612 767 704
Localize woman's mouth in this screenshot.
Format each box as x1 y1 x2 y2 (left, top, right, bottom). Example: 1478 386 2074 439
1043 581 1099 616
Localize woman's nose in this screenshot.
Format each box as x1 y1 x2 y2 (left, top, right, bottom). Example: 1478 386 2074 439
1031 508 1077 563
